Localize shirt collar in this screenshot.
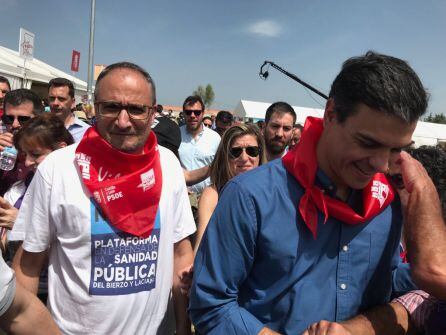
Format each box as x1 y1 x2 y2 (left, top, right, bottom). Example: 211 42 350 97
315 169 359 207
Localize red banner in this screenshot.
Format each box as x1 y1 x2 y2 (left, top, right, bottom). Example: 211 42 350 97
71 50 80 72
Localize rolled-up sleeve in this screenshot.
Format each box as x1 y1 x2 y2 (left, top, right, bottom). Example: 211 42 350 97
189 180 264 335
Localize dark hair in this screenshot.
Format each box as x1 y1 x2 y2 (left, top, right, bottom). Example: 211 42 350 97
265 101 296 125
14 113 74 151
294 123 303 131
0 76 11 90
407 146 446 217
329 51 428 123
216 110 233 123
3 89 43 115
94 62 156 105
183 95 204 112
203 116 212 122
210 124 266 192
157 104 163 114
48 78 75 99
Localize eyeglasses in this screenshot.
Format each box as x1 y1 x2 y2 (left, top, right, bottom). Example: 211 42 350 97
184 110 202 117
229 146 260 159
1 114 32 125
95 101 156 120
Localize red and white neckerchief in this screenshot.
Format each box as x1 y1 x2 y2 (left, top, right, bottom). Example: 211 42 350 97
282 117 394 239
75 126 162 238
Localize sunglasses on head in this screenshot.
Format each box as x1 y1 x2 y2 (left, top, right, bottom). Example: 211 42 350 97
229 146 260 159
184 109 202 117
1 114 32 125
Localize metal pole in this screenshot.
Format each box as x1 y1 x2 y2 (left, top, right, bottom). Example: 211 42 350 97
260 61 329 100
87 0 96 103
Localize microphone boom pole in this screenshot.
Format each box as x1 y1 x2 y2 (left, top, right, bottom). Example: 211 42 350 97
259 61 328 100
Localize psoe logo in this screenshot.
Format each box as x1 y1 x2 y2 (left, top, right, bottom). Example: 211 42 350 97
76 153 92 180
371 180 389 208
137 169 155 192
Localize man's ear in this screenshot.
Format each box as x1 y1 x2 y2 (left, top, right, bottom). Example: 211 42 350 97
71 98 76 109
323 98 337 126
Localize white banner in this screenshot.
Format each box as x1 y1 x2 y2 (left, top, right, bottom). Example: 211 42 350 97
19 28 35 60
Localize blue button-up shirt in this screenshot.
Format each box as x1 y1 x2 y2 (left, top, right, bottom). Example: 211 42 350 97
189 159 415 334
179 125 220 194
67 116 90 143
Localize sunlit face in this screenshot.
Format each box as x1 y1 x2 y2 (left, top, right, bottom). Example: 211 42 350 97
184 102 204 133
229 134 260 176
4 102 35 132
21 144 53 171
95 68 155 154
289 127 302 150
320 102 416 192
48 85 75 121
264 112 294 156
203 119 213 128
0 82 10 105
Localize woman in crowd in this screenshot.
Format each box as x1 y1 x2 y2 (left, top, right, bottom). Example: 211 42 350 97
194 123 266 253
1 114 74 231
0 114 73 301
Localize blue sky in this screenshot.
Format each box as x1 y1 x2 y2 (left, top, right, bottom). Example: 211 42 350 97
1 0 445 116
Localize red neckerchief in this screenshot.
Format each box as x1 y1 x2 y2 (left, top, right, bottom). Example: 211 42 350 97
75 126 162 238
282 117 394 239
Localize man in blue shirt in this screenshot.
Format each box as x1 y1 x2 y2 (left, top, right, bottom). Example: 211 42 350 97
189 51 432 334
48 78 89 142
178 95 220 194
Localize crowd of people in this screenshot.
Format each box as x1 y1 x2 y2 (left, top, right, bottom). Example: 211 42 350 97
0 51 445 335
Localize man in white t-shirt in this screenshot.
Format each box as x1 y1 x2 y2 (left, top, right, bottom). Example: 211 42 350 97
11 62 196 334
0 254 60 334
178 95 220 194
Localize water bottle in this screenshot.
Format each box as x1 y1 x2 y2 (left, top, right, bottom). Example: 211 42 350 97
0 146 18 171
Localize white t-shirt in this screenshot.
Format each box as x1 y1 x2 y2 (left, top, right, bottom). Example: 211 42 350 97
12 144 196 334
0 254 15 317
4 180 26 207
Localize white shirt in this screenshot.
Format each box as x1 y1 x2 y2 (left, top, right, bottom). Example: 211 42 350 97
179 125 220 194
0 254 14 317
12 144 196 334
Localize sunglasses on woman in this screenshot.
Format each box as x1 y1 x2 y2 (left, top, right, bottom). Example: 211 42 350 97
1 114 32 125
229 146 260 159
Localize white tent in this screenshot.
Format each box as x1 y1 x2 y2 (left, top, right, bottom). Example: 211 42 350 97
233 99 446 147
0 45 88 101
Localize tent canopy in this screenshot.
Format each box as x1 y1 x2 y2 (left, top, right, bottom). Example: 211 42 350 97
0 45 87 92
233 99 446 147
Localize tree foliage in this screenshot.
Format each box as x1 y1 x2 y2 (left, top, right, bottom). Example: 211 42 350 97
193 84 215 108
424 113 446 124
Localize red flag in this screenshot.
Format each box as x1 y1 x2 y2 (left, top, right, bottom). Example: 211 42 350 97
71 50 80 72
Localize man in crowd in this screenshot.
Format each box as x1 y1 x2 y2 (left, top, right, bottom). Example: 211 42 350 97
189 51 434 334
263 101 296 161
289 123 303 150
0 89 43 196
178 95 220 194
202 116 213 129
0 253 60 334
0 76 11 120
214 110 234 136
48 77 90 142
0 76 11 134
12 62 195 334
